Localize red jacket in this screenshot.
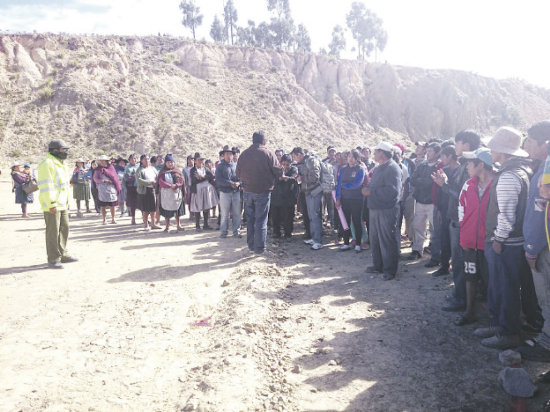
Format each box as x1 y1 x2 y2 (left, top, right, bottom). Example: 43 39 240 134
458 176 493 250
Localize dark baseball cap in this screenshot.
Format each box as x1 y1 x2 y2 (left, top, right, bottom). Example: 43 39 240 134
48 139 71 150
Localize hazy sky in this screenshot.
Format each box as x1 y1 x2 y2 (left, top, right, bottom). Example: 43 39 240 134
1 0 549 88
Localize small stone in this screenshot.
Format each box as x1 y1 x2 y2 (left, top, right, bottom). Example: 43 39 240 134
291 365 302 374
498 367 536 397
221 280 230 287
499 350 522 366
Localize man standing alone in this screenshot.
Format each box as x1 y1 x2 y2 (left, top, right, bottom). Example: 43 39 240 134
236 131 282 254
38 139 78 269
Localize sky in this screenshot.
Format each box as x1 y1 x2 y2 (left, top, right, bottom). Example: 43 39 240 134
1 0 550 89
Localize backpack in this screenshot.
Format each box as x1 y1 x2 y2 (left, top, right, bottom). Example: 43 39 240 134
320 160 335 192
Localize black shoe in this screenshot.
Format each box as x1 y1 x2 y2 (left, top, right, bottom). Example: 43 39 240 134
61 256 78 263
424 259 440 268
516 341 550 362
405 251 422 261
48 261 64 269
441 301 466 312
383 273 395 280
433 267 450 277
365 266 382 274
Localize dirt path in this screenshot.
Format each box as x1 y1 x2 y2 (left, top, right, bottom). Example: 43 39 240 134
1 179 549 411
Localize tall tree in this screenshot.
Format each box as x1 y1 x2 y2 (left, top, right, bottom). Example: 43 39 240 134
223 0 238 45
210 15 226 43
179 0 203 40
266 0 295 50
294 24 311 52
328 25 346 57
346 2 387 60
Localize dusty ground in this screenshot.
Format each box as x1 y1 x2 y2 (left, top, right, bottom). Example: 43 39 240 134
1 178 550 411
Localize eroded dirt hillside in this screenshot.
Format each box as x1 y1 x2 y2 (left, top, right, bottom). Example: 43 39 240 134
1 34 550 162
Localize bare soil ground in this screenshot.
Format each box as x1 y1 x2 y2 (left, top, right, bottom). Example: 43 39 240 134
1 179 550 411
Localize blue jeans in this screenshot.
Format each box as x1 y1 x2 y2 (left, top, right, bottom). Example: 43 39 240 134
306 191 323 244
219 191 241 236
244 192 271 253
485 242 542 335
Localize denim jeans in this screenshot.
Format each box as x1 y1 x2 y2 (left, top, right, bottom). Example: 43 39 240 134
219 191 241 236
449 221 465 305
306 191 323 244
485 242 542 335
369 206 400 276
243 192 271 253
533 249 550 348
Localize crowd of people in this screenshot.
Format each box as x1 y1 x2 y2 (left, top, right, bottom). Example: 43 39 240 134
12 121 550 362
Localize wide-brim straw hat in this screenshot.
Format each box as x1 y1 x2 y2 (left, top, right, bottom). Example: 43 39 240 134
75 158 85 163
97 155 110 161
11 161 21 168
487 126 528 158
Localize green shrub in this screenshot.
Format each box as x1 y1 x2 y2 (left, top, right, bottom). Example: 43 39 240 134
39 87 54 102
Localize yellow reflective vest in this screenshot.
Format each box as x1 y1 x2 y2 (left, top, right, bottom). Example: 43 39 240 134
37 153 70 212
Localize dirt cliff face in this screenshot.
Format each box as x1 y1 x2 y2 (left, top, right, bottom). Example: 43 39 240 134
1 34 549 162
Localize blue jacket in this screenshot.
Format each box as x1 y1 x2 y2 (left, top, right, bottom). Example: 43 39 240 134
523 166 547 260
215 159 239 193
335 165 365 201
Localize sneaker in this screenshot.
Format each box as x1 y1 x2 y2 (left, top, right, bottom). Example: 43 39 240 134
48 261 64 269
340 244 351 251
481 334 520 350
516 341 550 362
433 267 450 277
303 239 314 245
473 326 499 338
424 259 440 268
354 246 362 253
60 256 78 263
311 243 323 250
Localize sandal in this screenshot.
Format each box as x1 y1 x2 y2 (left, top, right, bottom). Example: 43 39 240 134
454 314 477 326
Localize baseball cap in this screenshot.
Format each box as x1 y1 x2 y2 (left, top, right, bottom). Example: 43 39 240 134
463 148 493 167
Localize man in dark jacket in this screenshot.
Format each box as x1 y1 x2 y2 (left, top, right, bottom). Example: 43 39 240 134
364 141 402 280
475 126 542 349
517 120 550 360
236 131 282 254
433 130 481 311
408 142 440 260
216 146 241 238
271 154 299 239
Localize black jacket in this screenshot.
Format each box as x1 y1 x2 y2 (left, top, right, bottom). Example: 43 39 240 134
271 166 299 207
367 159 402 209
411 161 437 204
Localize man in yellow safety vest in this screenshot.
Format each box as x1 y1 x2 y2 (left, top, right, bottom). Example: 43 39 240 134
37 139 78 269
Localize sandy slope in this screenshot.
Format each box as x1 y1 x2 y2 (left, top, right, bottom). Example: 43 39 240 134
1 180 549 411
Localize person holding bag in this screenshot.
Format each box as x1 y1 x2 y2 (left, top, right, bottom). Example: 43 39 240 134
93 155 121 225
157 154 186 232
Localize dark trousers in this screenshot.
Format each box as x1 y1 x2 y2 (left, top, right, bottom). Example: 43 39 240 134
244 192 271 253
342 197 363 245
369 206 400 276
91 187 100 213
43 209 69 263
450 221 466 304
271 205 294 237
298 191 310 238
322 191 335 227
439 215 451 270
485 242 543 335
